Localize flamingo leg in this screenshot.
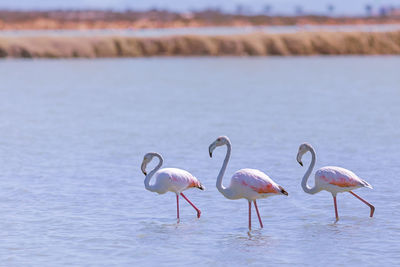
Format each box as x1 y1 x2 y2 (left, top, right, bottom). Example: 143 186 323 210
349 191 375 217
333 195 339 221
248 201 252 230
253 200 264 228
180 193 201 218
176 194 180 223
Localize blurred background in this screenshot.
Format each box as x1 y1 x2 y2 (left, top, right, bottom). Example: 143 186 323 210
0 1 399 266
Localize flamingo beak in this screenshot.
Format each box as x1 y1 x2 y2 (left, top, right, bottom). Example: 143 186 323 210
296 151 303 166
208 142 216 158
141 161 147 176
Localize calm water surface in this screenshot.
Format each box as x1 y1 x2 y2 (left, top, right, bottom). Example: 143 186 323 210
0 57 399 266
1 24 400 37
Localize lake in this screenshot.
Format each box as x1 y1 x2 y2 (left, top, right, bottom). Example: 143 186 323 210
1 24 400 37
0 56 399 266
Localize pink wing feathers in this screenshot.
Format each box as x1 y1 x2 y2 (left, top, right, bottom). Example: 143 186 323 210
163 168 205 190
232 169 287 195
316 166 372 188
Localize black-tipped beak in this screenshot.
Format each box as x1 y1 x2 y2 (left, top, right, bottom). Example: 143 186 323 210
298 161 303 167
142 170 147 176
209 142 216 158
279 186 288 196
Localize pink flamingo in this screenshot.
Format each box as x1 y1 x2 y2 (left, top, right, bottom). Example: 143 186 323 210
209 136 288 230
296 143 375 221
141 152 204 222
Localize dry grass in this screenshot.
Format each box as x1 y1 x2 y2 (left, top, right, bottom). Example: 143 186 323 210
1 31 400 58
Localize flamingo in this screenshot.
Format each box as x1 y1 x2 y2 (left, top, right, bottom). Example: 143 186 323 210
141 152 204 222
296 143 375 221
208 136 288 230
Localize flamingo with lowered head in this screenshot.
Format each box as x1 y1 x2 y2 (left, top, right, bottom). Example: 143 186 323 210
296 143 375 221
209 136 288 230
141 152 205 222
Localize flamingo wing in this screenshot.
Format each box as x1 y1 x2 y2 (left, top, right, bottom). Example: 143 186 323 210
232 169 284 194
158 168 204 191
316 166 372 189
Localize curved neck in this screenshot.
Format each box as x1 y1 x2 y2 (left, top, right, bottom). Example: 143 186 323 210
144 153 163 192
301 147 319 194
216 141 235 199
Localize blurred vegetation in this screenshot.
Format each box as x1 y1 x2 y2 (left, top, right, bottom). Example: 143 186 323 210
0 9 400 30
1 31 399 58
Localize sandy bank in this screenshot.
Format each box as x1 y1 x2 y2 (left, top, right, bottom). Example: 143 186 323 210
1 31 400 58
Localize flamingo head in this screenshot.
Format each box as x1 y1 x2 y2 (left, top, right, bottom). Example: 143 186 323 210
141 153 154 176
209 136 230 157
297 143 312 166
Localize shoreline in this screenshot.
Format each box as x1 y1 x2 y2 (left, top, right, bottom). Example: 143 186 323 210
1 10 400 31
2 19 400 31
1 31 400 58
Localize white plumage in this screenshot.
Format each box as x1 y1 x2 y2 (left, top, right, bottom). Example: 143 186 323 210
209 136 288 230
148 168 203 194
141 153 204 222
297 143 375 221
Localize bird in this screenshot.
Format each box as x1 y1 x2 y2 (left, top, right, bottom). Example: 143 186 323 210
141 152 205 222
296 143 375 221
209 136 288 230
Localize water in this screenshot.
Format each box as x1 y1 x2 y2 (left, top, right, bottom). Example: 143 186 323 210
0 56 399 266
1 24 400 37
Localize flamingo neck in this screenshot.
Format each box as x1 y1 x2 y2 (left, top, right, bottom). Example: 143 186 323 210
216 141 235 199
144 153 163 192
301 146 320 194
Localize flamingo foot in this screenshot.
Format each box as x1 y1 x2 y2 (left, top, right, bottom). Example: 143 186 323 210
370 205 375 218
180 193 201 219
349 191 375 218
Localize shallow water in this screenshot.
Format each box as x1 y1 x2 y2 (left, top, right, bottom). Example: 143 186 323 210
0 56 399 266
1 24 400 37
